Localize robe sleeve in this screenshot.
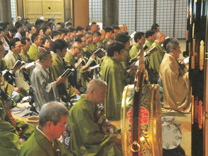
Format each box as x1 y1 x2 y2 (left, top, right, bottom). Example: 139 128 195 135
69 106 117 145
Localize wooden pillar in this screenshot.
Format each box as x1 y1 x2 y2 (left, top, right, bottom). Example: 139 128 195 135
0 0 12 23
16 0 24 18
102 0 117 28
72 0 89 28
64 0 72 22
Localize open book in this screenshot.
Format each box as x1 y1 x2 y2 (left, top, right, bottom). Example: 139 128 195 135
85 57 95 68
143 44 148 51
89 64 100 70
75 58 85 69
12 60 25 70
25 62 36 69
149 46 158 54
61 68 75 77
183 57 189 64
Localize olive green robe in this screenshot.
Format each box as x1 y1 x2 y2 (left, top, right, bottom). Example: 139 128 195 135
102 38 110 48
19 51 30 63
149 41 164 73
83 42 97 59
148 41 164 83
0 97 35 156
144 38 153 52
100 57 126 120
50 53 76 100
0 58 8 71
0 59 13 98
68 95 122 156
18 128 72 156
97 41 104 48
121 51 130 69
64 51 89 88
129 43 140 63
64 51 76 67
144 38 153 74
27 44 40 61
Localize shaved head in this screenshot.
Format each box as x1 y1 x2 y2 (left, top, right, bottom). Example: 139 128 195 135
156 32 165 43
156 32 165 40
71 41 82 49
86 79 107 94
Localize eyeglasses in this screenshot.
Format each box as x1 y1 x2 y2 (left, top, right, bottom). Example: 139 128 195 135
15 45 23 48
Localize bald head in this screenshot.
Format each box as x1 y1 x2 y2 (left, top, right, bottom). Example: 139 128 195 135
86 79 107 94
156 32 165 44
71 41 82 56
119 25 125 32
99 29 106 41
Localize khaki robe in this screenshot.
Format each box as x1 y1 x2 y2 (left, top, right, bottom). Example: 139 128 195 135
159 54 191 112
4 50 30 95
101 57 126 120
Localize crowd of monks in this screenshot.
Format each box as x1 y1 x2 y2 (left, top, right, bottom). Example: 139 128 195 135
0 16 190 155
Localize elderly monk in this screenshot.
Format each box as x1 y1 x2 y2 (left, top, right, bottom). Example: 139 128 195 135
68 79 122 156
18 102 72 156
159 38 191 112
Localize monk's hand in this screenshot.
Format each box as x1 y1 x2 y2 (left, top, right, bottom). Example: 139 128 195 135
56 76 67 85
82 65 88 71
114 135 121 146
17 127 23 134
146 51 151 56
20 63 28 69
130 62 136 70
137 50 141 56
180 60 184 65
75 89 81 95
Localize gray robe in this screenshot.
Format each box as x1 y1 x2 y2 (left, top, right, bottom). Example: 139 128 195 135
30 63 59 112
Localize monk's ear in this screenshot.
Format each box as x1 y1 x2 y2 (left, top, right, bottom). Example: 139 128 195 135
136 39 140 43
56 49 61 54
90 88 94 95
113 51 118 56
45 121 53 130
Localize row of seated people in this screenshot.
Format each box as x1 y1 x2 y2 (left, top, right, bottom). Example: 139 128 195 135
0 20 190 155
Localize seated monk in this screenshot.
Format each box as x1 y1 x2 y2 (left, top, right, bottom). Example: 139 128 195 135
67 79 123 156
17 102 72 156
0 89 34 156
159 38 191 112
